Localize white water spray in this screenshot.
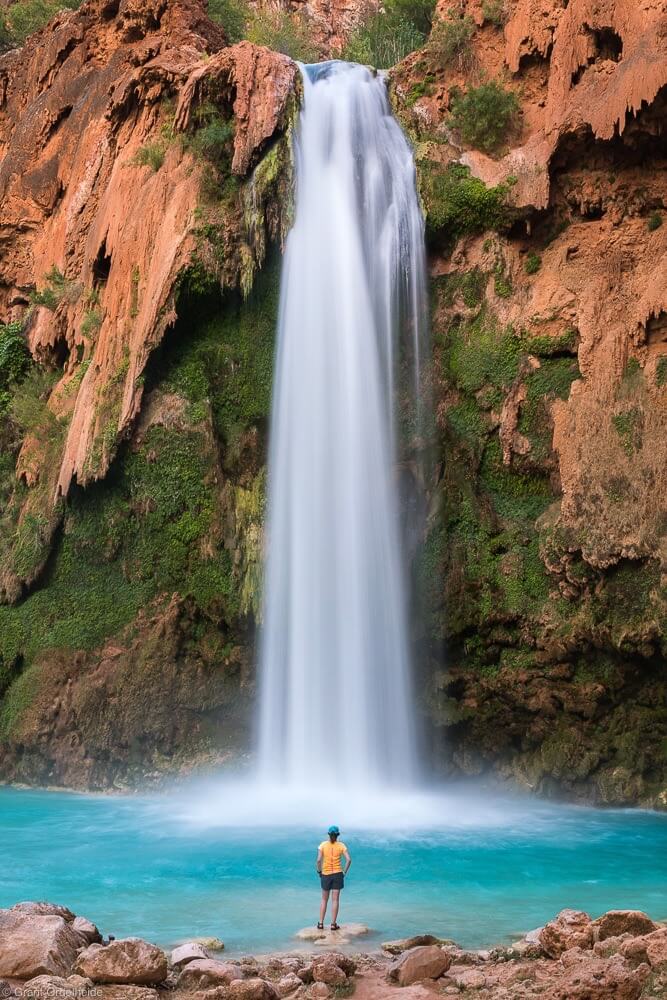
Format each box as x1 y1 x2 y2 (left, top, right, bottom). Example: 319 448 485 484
257 62 428 792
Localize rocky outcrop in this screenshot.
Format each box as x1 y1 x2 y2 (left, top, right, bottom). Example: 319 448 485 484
0 0 297 602
391 0 667 805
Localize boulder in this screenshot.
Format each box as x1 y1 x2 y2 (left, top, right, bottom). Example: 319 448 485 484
178 958 242 990
228 979 279 1000
11 904 76 922
309 958 344 987
382 934 449 955
539 909 594 958
389 945 451 986
72 917 103 945
170 943 210 969
21 976 92 1000
0 909 82 978
622 928 667 968
306 986 330 999
553 952 647 999
276 973 303 996
594 911 657 941
74 939 168 985
313 953 355 978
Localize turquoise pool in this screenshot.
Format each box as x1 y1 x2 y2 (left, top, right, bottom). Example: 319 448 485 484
1 784 666 955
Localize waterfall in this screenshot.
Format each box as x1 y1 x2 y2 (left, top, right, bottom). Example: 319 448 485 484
257 61 428 791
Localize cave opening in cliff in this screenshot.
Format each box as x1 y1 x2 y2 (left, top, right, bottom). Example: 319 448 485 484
571 26 623 86
93 241 112 286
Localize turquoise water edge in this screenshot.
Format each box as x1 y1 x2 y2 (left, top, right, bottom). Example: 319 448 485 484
2 786 667 955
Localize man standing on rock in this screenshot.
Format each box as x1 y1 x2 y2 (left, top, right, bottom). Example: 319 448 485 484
316 825 351 931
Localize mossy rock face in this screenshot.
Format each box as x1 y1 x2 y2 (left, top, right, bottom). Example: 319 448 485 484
0 256 280 782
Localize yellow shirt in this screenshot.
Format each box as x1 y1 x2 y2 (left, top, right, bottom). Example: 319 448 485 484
319 840 347 875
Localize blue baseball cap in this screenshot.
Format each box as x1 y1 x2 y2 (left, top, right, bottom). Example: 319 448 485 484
328 825 340 835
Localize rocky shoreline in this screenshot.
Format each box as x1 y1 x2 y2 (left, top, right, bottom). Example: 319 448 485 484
1 902 666 999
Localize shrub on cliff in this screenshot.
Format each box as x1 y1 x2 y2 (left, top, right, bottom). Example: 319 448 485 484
420 162 510 243
246 8 318 62
1 0 80 46
428 11 475 71
342 0 436 69
0 323 31 414
208 0 248 43
449 80 520 154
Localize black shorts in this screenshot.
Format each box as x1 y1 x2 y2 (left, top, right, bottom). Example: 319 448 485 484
320 872 344 891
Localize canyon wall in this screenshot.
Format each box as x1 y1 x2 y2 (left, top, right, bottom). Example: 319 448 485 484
0 0 665 803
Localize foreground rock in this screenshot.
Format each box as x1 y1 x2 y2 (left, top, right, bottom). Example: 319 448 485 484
0 906 82 978
170 943 210 969
539 908 595 958
75 939 168 984
388 944 451 986
177 958 242 989
593 909 657 941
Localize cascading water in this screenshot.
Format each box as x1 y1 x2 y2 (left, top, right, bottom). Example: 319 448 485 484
258 61 428 792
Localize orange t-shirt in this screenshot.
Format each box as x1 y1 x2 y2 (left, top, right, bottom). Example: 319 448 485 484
319 840 347 875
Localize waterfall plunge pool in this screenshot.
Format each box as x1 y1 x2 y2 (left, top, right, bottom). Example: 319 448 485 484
2 783 666 955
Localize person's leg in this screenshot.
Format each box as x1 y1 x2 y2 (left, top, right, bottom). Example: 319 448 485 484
319 889 330 926
331 889 340 926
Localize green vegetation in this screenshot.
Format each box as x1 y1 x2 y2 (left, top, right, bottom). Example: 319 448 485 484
246 7 318 62
81 308 103 338
207 0 248 43
0 323 31 414
428 11 475 71
0 260 281 714
656 356 667 387
0 0 80 47
132 142 166 173
481 0 506 27
449 81 520 154
612 408 643 457
648 212 663 232
30 266 71 311
524 251 541 275
342 0 436 69
419 162 511 244
493 262 512 298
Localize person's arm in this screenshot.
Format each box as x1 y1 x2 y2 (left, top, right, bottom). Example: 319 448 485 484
316 847 323 875
343 848 351 875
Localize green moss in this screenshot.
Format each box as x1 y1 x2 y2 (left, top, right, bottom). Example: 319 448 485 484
657 356 667 387
444 310 523 397
493 263 512 298
434 268 486 310
648 212 663 232
480 437 552 521
30 265 72 311
420 163 511 243
524 251 541 275
163 254 279 455
527 328 578 357
612 407 643 457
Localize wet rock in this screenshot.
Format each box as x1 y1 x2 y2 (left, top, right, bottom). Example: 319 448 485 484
72 917 103 945
171 944 210 968
178 958 242 990
388 945 451 986
539 909 594 958
190 939 225 952
228 979 279 1000
381 934 449 955
593 910 657 941
0 909 82 978
75 939 168 985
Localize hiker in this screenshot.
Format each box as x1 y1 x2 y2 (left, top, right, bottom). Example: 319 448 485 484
316 825 351 930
